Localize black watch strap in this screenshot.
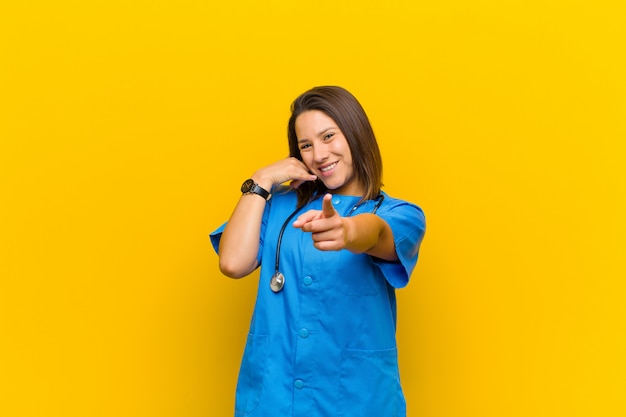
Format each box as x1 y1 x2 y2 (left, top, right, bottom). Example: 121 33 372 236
241 179 271 200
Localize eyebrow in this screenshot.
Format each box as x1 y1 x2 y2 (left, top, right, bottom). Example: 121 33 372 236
297 127 336 143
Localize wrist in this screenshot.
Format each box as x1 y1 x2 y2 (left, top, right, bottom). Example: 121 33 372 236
250 171 274 192
342 217 357 251
343 215 378 254
241 178 271 200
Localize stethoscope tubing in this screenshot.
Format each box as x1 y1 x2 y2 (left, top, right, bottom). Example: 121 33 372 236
271 194 384 293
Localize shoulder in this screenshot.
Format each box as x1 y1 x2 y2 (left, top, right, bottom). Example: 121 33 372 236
271 184 295 198
269 185 296 202
378 191 425 218
376 191 426 237
266 185 299 212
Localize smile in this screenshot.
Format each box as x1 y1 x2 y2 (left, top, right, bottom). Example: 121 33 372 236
319 162 337 172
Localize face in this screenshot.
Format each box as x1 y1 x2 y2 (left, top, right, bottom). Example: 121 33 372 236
295 110 363 196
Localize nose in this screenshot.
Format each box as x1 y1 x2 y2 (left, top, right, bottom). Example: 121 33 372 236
313 143 329 164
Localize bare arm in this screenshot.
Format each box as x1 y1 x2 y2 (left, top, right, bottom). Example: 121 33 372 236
218 158 316 278
292 193 398 261
343 213 397 261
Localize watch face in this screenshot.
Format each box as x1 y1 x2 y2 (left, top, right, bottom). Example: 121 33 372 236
241 179 254 193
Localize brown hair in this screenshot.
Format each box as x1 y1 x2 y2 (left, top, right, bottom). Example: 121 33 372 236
287 86 383 207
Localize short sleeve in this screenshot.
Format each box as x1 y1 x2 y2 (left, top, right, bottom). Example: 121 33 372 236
372 200 426 288
209 204 271 266
209 222 227 254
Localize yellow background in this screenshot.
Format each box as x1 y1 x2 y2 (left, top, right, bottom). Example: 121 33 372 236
1 1 624 416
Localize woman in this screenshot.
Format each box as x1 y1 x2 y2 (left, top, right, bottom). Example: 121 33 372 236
210 86 426 417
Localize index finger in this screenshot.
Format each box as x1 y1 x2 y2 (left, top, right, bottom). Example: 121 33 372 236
321 193 337 218
292 210 319 229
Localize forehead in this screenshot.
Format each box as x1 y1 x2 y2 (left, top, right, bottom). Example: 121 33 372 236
295 110 338 135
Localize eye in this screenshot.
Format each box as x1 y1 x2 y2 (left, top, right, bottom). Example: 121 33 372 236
323 132 335 141
299 143 312 151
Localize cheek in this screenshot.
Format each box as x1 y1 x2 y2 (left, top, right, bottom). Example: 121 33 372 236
300 154 314 171
340 143 353 165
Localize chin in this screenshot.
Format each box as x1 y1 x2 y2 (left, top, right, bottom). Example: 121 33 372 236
323 183 342 191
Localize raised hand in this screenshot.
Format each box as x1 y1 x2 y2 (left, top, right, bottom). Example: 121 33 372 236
252 157 317 191
292 193 348 251
219 157 316 278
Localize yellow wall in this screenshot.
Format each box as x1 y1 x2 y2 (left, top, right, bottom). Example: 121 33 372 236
1 1 624 416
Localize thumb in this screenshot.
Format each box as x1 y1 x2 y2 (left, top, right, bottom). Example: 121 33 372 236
321 193 337 218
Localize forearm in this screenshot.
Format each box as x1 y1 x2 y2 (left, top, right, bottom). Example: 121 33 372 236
217 158 316 277
344 214 398 261
218 191 268 278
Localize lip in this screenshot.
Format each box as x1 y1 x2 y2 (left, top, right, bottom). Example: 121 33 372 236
317 161 338 176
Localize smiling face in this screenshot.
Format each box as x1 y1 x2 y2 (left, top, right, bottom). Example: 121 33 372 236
295 110 363 196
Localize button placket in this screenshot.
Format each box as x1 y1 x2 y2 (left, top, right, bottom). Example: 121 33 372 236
292 221 326 412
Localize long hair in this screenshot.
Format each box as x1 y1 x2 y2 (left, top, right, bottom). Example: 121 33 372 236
287 86 383 208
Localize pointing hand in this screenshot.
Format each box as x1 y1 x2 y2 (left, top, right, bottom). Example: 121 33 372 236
293 194 348 251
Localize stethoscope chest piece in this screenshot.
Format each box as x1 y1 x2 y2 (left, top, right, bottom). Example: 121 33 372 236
270 271 285 293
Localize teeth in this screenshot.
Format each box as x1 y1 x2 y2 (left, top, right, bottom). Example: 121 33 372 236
320 162 337 172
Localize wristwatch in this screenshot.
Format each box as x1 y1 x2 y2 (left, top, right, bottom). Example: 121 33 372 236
241 179 271 200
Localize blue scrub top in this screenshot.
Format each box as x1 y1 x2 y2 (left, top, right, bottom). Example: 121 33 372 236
211 187 425 417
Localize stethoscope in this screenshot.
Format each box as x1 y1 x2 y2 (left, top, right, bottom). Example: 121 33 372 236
270 194 385 293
